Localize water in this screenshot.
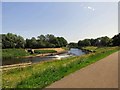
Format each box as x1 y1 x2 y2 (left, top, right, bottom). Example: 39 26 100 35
2 48 85 66
68 48 85 56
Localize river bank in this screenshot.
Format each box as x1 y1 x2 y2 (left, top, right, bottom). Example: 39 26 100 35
2 48 68 66
2 47 120 88
79 46 98 53
2 48 83 69
2 51 68 71
2 48 67 59
24 48 67 58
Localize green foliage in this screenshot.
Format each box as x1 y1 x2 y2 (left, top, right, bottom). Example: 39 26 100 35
100 36 112 46
2 47 119 88
112 33 120 46
68 42 78 48
78 39 91 47
1 33 120 49
1 33 68 49
57 37 68 47
78 36 112 47
34 50 57 54
25 34 68 48
2 33 25 49
2 49 30 59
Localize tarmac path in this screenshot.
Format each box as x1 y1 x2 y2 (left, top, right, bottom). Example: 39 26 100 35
47 52 119 88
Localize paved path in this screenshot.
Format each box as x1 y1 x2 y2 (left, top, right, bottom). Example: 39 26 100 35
47 52 119 88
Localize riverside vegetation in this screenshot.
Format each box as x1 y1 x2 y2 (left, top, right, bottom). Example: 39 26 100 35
1 33 120 59
2 46 120 88
2 49 30 59
34 50 57 54
2 49 58 59
2 33 120 88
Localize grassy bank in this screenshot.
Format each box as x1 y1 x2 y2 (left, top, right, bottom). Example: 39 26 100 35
2 48 65 59
2 47 120 88
62 47 69 51
34 50 57 54
2 49 30 59
82 46 98 51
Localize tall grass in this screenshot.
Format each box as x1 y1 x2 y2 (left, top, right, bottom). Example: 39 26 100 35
2 49 30 59
2 47 120 88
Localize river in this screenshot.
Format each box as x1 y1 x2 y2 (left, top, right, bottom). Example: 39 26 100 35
2 48 85 66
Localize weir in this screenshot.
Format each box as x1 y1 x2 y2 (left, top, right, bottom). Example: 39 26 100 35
2 48 85 66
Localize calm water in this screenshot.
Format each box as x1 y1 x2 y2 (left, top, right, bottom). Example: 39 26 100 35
68 48 85 56
2 48 85 66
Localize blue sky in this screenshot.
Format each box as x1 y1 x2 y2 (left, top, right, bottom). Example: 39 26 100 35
2 2 118 42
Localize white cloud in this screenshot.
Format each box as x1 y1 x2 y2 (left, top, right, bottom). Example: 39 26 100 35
82 5 95 11
87 6 95 11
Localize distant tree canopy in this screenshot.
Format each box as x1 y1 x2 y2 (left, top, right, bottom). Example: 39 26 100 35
112 33 120 46
25 34 67 48
77 36 112 48
2 33 68 49
68 42 78 48
2 33 25 49
1 33 120 49
77 33 120 48
78 39 91 47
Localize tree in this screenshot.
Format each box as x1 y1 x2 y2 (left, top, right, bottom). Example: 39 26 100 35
78 39 91 47
94 36 112 47
15 36 25 48
25 39 31 48
2 33 68 49
57 37 68 47
2 33 25 48
90 39 96 46
112 33 120 46
68 42 78 48
31 37 38 48
100 36 112 46
45 34 60 47
37 35 46 42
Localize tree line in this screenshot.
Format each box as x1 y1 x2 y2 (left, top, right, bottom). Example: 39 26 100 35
1 33 120 49
68 33 120 48
1 33 68 49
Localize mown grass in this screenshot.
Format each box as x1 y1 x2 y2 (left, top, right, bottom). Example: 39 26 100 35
2 47 120 89
34 50 57 54
2 49 30 59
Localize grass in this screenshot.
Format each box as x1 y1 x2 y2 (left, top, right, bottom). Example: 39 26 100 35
34 50 57 54
82 46 98 51
2 49 30 59
62 47 69 51
2 48 64 59
2 46 120 88
2 49 57 59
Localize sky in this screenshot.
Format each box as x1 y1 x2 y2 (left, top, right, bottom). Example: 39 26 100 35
2 2 118 42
